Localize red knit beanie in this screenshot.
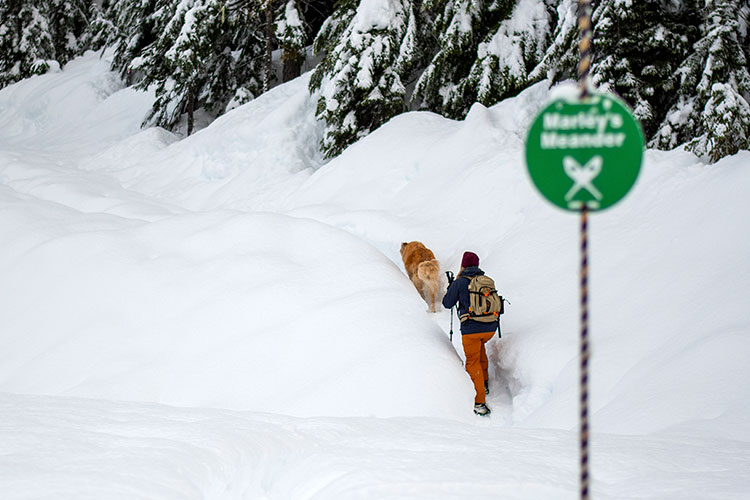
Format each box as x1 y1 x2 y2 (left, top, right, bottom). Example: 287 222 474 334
461 251 479 268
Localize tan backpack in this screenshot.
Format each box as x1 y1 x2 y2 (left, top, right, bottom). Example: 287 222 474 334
460 274 504 323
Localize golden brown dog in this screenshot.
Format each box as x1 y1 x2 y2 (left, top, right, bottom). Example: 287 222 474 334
400 241 441 312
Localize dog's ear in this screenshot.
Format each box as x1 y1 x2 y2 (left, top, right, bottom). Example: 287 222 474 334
400 242 407 252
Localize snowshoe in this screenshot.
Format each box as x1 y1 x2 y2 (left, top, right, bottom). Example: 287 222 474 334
474 403 491 416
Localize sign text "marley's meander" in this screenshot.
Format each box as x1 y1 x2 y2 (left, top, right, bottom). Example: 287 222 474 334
540 110 626 150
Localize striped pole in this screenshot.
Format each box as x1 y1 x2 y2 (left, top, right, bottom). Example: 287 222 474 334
577 2 593 499
579 207 590 500
578 0 593 99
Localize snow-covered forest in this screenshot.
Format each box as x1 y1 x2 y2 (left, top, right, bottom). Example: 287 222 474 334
2 0 749 161
1 1 750 498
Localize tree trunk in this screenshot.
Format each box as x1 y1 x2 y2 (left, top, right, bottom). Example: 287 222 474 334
282 48 303 82
187 88 195 136
264 0 274 92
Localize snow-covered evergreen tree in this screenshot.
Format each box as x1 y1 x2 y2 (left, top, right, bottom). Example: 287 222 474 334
528 0 578 83
309 0 358 91
412 0 510 118
106 0 162 83
219 5 266 109
136 0 265 135
591 0 699 138
0 0 90 88
78 2 118 53
310 0 420 158
47 0 92 63
276 0 307 81
653 0 750 161
465 0 555 107
136 0 221 134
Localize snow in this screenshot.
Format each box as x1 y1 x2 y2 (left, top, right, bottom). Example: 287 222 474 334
166 0 200 59
481 0 551 75
1 51 750 498
354 0 404 32
276 0 306 48
283 0 303 28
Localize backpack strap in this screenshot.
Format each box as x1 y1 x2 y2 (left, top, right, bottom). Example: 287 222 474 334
459 275 476 322
457 275 471 322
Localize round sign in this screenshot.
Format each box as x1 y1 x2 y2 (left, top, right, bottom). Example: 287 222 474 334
525 91 644 211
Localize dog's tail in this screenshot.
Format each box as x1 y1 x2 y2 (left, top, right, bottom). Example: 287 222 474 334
417 259 440 312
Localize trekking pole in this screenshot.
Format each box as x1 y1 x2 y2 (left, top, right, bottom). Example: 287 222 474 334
445 271 455 341
449 306 454 341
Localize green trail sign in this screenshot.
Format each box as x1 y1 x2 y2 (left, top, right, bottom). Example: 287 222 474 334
525 91 644 211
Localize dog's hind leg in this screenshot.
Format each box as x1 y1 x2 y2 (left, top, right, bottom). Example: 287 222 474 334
417 260 441 313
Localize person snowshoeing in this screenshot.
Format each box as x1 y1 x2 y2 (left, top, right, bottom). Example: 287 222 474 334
442 251 499 416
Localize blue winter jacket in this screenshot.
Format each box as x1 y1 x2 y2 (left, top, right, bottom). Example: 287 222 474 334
442 266 500 335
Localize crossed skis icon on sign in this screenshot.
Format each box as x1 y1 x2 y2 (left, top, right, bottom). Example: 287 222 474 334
563 155 603 209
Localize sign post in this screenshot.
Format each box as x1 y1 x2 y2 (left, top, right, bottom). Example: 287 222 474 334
525 4 644 497
525 90 643 500
525 80 646 500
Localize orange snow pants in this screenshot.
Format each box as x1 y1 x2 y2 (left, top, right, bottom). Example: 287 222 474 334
462 331 495 404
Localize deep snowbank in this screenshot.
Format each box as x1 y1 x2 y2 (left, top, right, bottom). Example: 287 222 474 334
82 72 325 212
0 51 153 155
0 53 472 420
0 188 471 419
